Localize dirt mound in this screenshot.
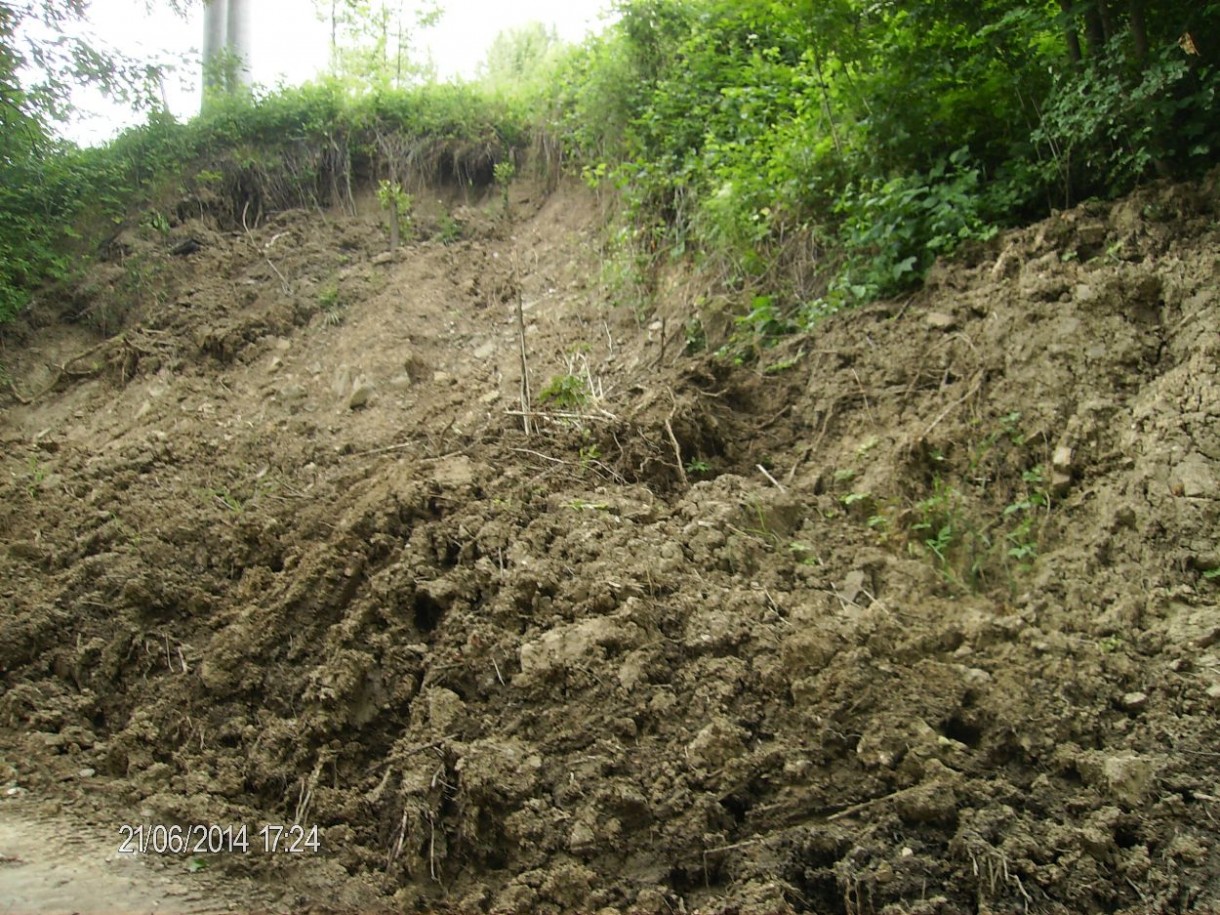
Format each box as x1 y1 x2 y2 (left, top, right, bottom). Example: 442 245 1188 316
1 172 1219 914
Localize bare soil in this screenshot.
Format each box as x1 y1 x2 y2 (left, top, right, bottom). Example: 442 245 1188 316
1 172 1219 915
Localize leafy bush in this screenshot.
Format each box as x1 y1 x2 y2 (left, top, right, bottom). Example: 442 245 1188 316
832 148 997 304
1031 47 1219 206
539 0 1220 346
0 78 533 325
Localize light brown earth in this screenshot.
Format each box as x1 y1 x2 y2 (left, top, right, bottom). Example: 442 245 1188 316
1 171 1219 914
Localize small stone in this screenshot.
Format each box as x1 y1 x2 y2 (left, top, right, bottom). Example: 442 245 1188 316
348 381 376 410
77 767 96 779
1078 222 1108 248
1121 691 1148 712
372 251 394 265
1100 753 1155 806
1205 683 1220 701
611 717 638 740
1074 283 1099 303
1171 455 1215 499
1052 445 1074 469
962 667 992 687
569 821 596 856
901 847 914 857
925 311 957 330
895 778 958 825
480 390 502 405
432 371 454 385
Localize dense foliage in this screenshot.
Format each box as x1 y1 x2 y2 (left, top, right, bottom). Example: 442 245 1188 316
0 78 528 323
0 0 185 321
1 0 1218 331
548 0 1220 323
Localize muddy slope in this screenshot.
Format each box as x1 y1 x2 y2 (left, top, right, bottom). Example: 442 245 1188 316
1 174 1219 915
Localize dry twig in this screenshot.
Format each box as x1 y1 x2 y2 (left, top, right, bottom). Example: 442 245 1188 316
242 201 291 294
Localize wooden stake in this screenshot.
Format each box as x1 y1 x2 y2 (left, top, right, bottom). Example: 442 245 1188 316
515 260 532 436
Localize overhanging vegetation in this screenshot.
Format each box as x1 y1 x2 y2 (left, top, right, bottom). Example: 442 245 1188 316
1 0 1218 332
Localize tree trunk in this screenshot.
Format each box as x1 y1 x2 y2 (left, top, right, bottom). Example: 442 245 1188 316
1097 0 1117 44
330 0 338 65
1057 0 1083 67
1082 3 1107 60
1129 0 1148 62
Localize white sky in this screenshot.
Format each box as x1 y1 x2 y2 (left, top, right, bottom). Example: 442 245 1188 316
66 0 613 145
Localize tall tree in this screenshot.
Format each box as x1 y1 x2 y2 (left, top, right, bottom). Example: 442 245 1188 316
315 0 441 88
479 22 561 88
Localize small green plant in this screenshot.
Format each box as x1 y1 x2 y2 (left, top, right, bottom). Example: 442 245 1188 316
1003 465 1050 563
104 510 142 547
494 159 516 214
718 294 799 364
764 353 801 375
788 541 820 566
911 477 968 576
318 283 340 308
318 281 345 327
581 162 609 189
24 455 46 496
377 179 413 250
685 457 711 475
1204 567 1220 582
205 487 243 514
140 209 170 236
437 211 462 244
538 373 589 409
567 498 610 511
578 443 602 468
969 411 1025 481
683 318 706 354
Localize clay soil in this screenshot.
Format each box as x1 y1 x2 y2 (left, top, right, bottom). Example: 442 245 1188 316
1 172 1219 915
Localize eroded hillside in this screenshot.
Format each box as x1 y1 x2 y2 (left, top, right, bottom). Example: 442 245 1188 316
1 173 1219 914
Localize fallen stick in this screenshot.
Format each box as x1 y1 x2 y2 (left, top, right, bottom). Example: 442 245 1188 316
665 418 689 488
